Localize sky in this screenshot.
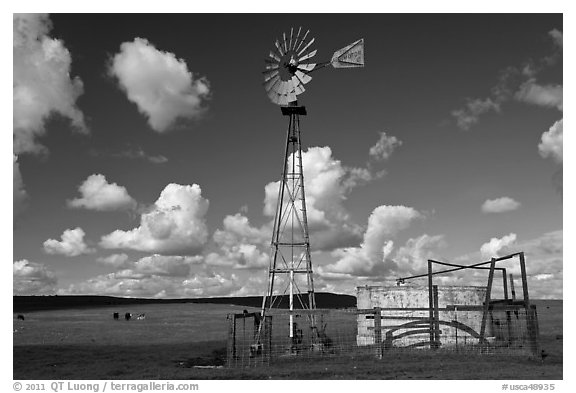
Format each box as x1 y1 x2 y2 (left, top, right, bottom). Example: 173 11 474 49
11 12 563 299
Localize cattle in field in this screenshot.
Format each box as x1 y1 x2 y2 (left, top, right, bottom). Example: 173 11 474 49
113 312 119 320
136 313 146 320
125 312 132 321
17 314 25 321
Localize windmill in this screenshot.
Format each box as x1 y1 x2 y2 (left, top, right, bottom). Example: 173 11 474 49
257 27 364 352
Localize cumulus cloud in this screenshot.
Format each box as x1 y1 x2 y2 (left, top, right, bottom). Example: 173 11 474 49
96 253 130 269
43 227 95 256
515 80 562 110
539 119 563 164
549 29 563 48
67 174 137 211
133 254 202 277
323 205 421 276
109 37 210 132
13 259 57 295
65 270 240 298
206 213 269 269
13 13 87 155
452 230 562 299
392 234 447 276
452 28 561 130
369 132 403 161
451 98 500 130
116 147 168 164
264 146 363 251
100 183 209 254
480 233 517 258
13 155 28 216
481 197 521 213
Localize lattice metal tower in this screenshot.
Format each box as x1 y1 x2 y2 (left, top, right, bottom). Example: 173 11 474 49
258 27 364 344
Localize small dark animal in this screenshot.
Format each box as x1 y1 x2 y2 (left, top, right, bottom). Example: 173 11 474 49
541 349 549 361
113 312 119 320
243 309 248 315
17 314 25 321
125 312 132 321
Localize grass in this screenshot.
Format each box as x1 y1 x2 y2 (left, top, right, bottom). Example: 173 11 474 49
13 300 562 379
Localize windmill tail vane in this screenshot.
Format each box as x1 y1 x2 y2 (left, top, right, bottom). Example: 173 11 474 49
263 27 364 105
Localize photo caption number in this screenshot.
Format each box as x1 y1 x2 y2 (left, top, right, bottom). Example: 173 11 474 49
25 384 46 391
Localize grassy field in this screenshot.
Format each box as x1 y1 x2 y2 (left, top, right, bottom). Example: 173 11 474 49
13 300 562 379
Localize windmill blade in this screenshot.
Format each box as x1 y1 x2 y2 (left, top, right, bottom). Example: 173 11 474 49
297 37 315 56
331 38 365 68
263 69 279 83
267 89 281 105
291 76 305 95
295 70 312 84
277 94 289 106
277 81 290 95
295 29 310 52
265 63 279 70
293 26 302 51
298 49 317 63
275 39 284 56
268 51 281 62
288 27 294 50
264 76 281 92
283 32 288 53
296 63 316 72
285 91 297 103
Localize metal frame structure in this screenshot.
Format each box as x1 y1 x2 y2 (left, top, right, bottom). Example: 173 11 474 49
257 103 317 347
396 252 540 354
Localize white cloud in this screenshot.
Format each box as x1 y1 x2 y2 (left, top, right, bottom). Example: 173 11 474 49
64 270 240 298
43 227 95 257
481 197 521 213
515 80 562 111
263 146 362 251
109 37 210 132
96 253 130 269
206 213 269 270
100 183 209 254
369 132 403 161
453 230 562 299
392 234 447 276
549 29 562 48
480 233 517 258
67 174 137 211
452 97 500 131
13 155 28 216
116 147 168 164
539 119 563 163
324 205 421 276
13 259 57 295
133 254 202 277
13 13 87 155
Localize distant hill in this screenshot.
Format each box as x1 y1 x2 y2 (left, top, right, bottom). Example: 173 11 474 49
13 293 356 313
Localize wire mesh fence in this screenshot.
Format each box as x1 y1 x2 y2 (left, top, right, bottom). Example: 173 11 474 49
226 304 540 368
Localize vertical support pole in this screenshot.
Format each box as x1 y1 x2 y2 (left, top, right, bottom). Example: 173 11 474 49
227 314 236 366
265 316 273 362
509 274 516 301
502 268 509 300
480 258 496 343
427 260 435 348
519 252 530 305
433 285 440 348
374 307 382 358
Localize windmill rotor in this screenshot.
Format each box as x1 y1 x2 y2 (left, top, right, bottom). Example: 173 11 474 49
263 27 317 106
263 28 364 106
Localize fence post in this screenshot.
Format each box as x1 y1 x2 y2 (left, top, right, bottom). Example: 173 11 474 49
480 258 496 343
433 285 440 348
374 307 382 358
227 314 236 366
428 259 435 349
